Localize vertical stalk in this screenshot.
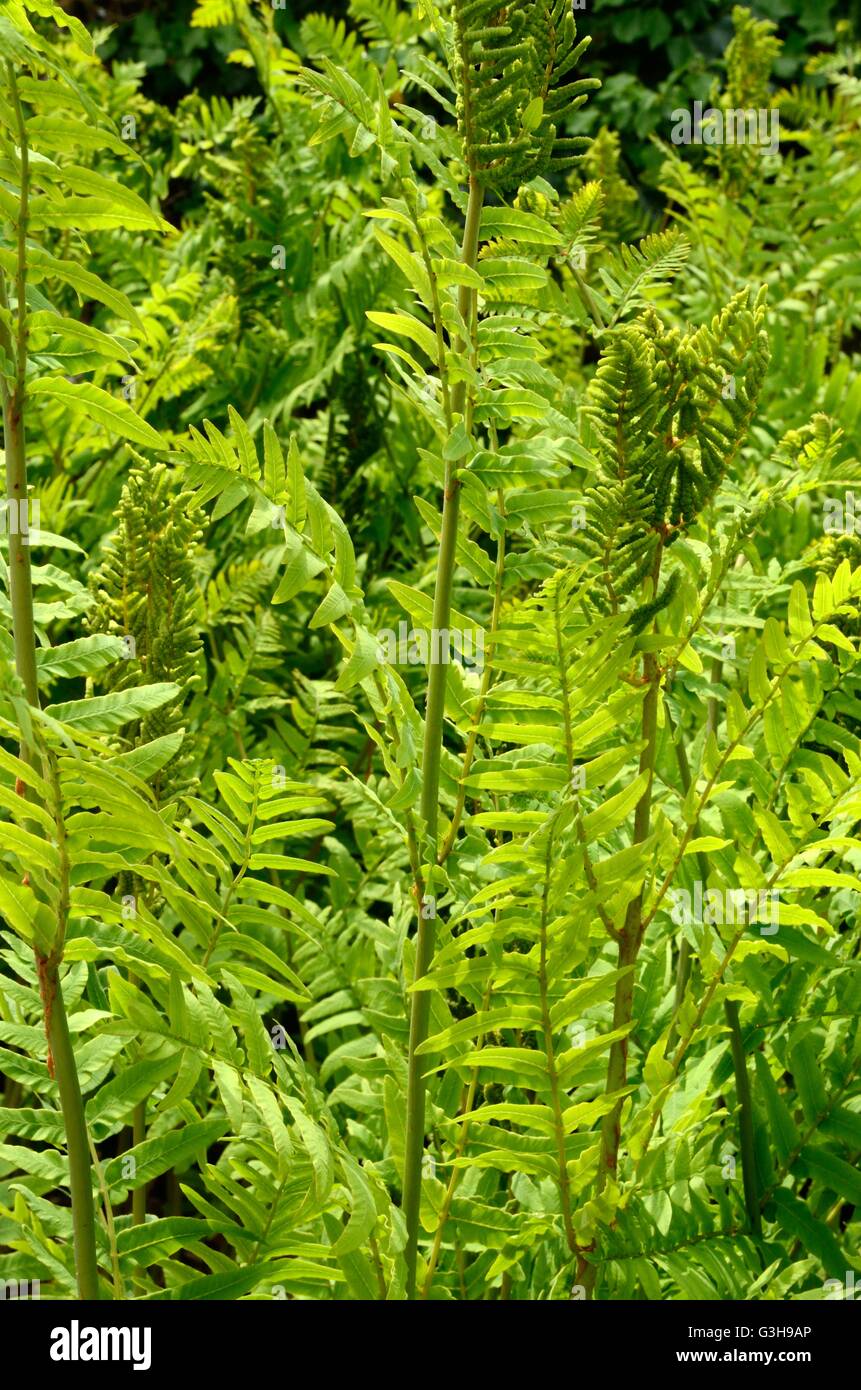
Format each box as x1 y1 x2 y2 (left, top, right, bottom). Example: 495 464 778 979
667 701 697 1044
538 824 577 1254
44 967 101 1298
402 174 484 1299
89 1133 124 1298
132 1099 147 1225
724 998 761 1236
437 485 506 863
1 64 38 726
595 931 640 1198
581 545 664 1297
595 604 663 1190
1 62 100 1299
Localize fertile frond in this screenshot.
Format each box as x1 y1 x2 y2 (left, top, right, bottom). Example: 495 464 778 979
578 287 770 617
87 460 204 800
447 0 600 191
724 4 781 114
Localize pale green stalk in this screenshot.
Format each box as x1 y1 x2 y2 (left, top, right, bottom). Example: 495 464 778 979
402 174 484 1300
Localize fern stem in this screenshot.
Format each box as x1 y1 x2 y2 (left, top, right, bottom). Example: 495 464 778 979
132 1100 147 1225
1 64 100 1300
43 965 101 1298
598 580 663 1177
665 700 699 1042
438 487 505 863
0 65 38 722
596 931 640 1190
202 777 258 969
724 998 762 1237
89 1132 124 1298
402 173 484 1299
0 310 37 713
585 543 664 1295
538 823 577 1253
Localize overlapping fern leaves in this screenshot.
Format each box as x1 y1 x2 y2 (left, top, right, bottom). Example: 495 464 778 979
1 0 860 1308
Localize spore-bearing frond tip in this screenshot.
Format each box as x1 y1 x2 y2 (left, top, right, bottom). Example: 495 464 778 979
576 286 770 623
448 0 599 192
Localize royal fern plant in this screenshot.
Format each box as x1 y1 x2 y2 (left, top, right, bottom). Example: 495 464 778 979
0 0 859 1306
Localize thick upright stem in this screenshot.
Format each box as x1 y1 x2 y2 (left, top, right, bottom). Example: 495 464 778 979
2 63 100 1299
43 966 101 1299
596 635 662 1193
402 174 484 1299
724 997 761 1236
1 64 37 720
595 932 640 1196
3 389 38 709
582 546 663 1298
438 487 506 863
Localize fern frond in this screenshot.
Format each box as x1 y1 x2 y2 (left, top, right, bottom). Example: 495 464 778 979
600 228 690 327
448 0 599 191
87 460 204 800
577 286 770 617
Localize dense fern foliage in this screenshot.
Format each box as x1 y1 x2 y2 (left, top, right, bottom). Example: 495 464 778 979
0 0 859 1308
